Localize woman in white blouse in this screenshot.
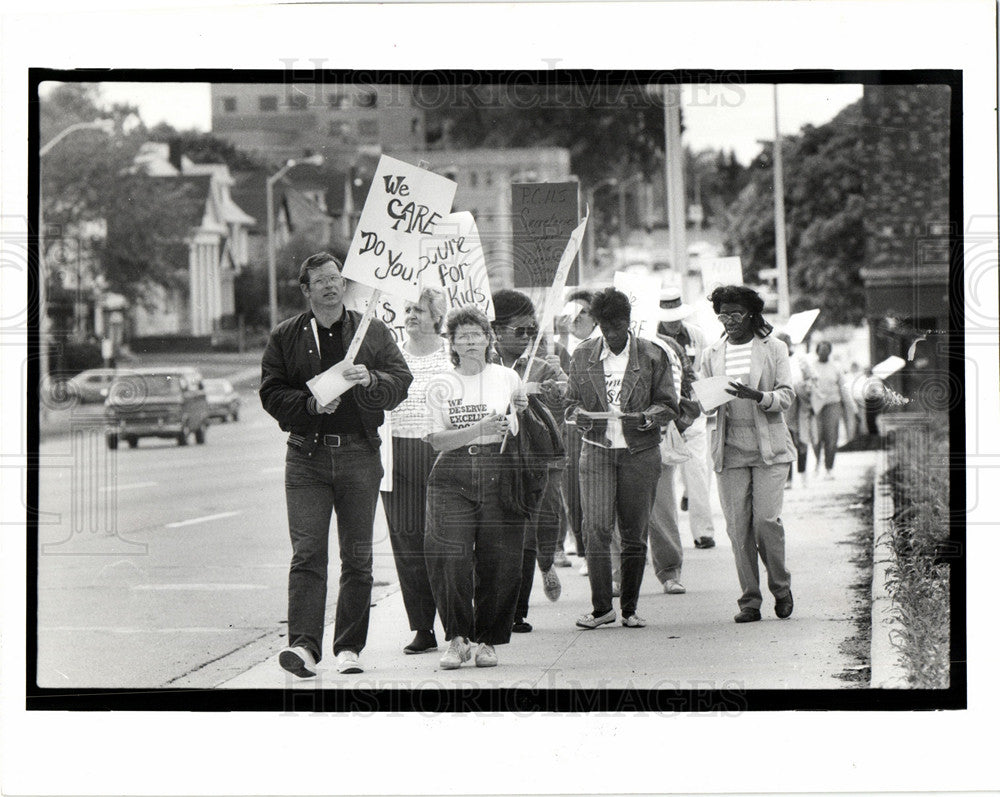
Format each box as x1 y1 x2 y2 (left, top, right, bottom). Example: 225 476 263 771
381 288 452 656
424 306 528 670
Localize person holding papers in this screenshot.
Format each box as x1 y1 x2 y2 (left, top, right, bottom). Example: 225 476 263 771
565 288 680 630
381 287 452 656
261 252 413 678
424 307 529 670
700 285 797 624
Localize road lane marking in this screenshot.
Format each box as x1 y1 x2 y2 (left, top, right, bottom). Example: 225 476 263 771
101 481 158 492
165 511 241 529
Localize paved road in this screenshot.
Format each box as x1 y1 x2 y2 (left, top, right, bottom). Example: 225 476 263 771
36 383 399 689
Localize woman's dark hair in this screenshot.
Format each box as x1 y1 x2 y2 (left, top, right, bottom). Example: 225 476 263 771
709 284 774 338
492 289 536 325
588 287 632 326
566 289 594 305
444 306 497 367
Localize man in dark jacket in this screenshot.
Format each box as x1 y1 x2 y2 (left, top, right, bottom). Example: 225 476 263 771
565 288 679 630
261 252 412 677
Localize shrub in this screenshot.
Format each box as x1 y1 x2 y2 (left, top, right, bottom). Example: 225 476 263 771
881 411 951 688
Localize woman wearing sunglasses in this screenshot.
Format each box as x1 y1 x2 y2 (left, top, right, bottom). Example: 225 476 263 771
701 285 797 624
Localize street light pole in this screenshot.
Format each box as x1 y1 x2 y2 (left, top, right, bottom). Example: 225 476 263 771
662 84 687 281
38 119 114 389
266 154 324 330
773 85 791 320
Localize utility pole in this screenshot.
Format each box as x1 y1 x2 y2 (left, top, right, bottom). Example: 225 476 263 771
773 85 791 319
663 85 687 286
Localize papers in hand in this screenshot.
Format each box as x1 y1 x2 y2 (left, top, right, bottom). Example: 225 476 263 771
691 376 738 412
307 360 355 406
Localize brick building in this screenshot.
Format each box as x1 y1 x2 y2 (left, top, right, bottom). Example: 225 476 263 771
859 84 952 401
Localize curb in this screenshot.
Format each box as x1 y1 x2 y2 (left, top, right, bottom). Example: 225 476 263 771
869 447 909 688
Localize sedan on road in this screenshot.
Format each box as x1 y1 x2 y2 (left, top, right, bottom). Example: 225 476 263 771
204 378 241 422
67 368 119 404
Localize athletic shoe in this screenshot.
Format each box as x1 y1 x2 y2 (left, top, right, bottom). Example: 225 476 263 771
694 536 716 549
663 579 687 595
475 643 498 667
554 550 572 568
439 636 471 670
278 646 317 678
575 610 616 629
336 650 363 674
542 568 562 601
621 614 647 628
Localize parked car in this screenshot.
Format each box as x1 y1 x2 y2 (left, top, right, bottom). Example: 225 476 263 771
67 368 119 404
104 367 209 450
203 378 241 422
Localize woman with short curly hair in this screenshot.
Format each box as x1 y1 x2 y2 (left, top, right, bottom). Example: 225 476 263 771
701 285 796 624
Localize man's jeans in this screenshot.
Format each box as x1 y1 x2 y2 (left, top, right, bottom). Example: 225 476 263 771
580 444 661 618
285 439 383 662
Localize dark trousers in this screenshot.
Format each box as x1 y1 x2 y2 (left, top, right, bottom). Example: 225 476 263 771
424 449 524 645
562 424 586 556
381 436 438 632
814 403 842 471
580 444 661 618
285 438 383 662
787 425 809 479
514 466 562 620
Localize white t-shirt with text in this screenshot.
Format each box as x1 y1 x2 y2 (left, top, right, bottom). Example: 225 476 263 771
427 363 522 445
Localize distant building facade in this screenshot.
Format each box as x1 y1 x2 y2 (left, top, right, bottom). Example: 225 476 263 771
858 84 952 401
210 83 426 165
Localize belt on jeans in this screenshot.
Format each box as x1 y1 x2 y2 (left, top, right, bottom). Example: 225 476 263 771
288 432 365 448
456 443 503 456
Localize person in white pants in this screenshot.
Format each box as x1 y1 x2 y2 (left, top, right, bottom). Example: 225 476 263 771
657 289 716 549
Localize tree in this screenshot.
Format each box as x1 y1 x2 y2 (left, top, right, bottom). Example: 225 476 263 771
148 123 269 171
723 100 866 324
40 84 195 304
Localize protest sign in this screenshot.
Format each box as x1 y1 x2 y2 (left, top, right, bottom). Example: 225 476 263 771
691 376 738 412
700 256 743 295
420 211 494 319
613 271 662 341
342 155 457 303
783 308 821 345
343 281 407 346
511 181 580 288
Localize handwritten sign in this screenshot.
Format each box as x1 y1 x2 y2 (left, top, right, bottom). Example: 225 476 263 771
783 308 821 345
511 181 580 288
700 256 743 295
342 155 457 302
419 212 494 319
343 281 407 346
613 271 662 341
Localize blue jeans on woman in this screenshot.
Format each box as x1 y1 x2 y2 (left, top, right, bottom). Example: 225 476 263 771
284 438 384 663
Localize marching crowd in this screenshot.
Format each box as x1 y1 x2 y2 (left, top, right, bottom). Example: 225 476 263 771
262 252 860 677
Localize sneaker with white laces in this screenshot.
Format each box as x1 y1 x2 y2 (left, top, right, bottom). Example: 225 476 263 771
663 579 687 595
336 650 363 674
474 642 498 667
278 646 317 678
554 550 572 568
579 560 589 576
621 614 647 628
575 609 616 629
542 567 562 601
439 636 471 670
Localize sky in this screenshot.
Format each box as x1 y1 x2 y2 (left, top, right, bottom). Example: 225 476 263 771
88 80 862 165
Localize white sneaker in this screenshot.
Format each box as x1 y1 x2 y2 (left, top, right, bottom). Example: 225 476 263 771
663 579 687 595
336 650 363 674
579 560 589 576
542 567 562 601
439 636 471 670
474 642 498 668
278 646 317 678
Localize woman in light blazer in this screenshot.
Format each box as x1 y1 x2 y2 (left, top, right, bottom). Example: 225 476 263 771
700 285 797 624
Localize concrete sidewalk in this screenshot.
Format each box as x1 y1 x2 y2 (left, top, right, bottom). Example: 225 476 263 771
207 450 876 691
